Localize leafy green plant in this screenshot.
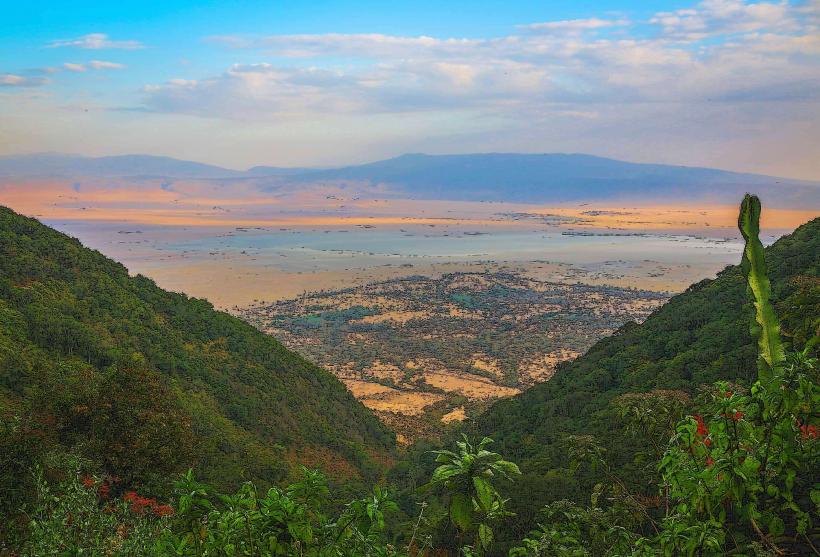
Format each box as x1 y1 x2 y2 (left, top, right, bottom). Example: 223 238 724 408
429 435 520 555
159 467 407 556
165 469 214 555
653 194 819 555
21 452 171 556
510 495 639 557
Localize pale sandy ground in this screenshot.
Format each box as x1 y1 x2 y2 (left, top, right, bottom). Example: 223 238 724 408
517 349 582 385
422 371 521 399
256 275 632 426
318 347 583 429
441 406 467 423
471 357 504 380
332 355 534 426
356 392 444 416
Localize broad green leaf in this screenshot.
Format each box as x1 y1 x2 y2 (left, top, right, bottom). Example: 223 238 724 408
473 476 495 512
478 523 493 549
431 464 461 484
768 516 785 537
450 492 474 532
493 460 521 478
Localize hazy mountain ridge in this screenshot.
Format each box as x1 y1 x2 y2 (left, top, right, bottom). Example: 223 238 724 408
299 153 820 204
3 152 818 206
0 153 244 179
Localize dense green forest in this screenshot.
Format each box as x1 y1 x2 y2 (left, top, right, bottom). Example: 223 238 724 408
0 198 817 555
0 205 395 504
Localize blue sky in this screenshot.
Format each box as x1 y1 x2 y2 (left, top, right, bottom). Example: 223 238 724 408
3 1 690 38
1 1 819 179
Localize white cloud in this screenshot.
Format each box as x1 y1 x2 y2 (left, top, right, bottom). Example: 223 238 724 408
522 17 629 32
62 61 126 72
206 33 492 59
147 0 820 120
47 33 143 50
0 74 48 87
650 0 801 41
88 60 126 70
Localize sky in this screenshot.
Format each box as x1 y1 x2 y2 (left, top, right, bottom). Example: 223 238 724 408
1 0 819 179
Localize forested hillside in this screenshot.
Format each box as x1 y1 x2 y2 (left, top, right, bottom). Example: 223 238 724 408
0 206 394 504
416 216 818 548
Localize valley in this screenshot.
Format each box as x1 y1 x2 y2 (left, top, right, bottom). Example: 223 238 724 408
240 270 667 442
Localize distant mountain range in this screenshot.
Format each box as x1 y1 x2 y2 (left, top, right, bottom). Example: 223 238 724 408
0 153 245 179
2 152 818 206
294 153 820 205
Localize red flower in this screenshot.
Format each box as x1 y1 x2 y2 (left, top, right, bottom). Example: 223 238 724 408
99 482 111 500
724 391 733 398
123 491 138 502
694 415 709 437
81 475 95 489
123 491 156 513
706 456 714 467
122 490 172 516
695 414 709 435
132 496 157 514
722 411 744 422
152 504 175 517
800 424 818 440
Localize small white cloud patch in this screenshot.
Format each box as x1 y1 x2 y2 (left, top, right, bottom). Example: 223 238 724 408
47 33 143 50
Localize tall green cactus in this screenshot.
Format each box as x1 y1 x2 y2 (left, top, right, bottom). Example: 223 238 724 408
737 194 785 381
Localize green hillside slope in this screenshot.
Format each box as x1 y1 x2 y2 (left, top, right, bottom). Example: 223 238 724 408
478 217 818 429
394 217 819 549
476 217 818 542
0 206 394 501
